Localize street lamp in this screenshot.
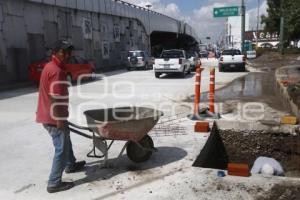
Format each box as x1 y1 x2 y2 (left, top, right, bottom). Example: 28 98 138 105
145 4 152 53
145 4 152 10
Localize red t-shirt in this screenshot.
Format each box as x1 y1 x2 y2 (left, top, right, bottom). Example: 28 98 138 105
36 56 69 125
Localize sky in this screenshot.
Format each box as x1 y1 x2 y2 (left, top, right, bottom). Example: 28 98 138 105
123 0 268 42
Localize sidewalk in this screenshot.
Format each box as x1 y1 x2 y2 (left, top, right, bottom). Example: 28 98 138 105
0 81 35 92
275 64 300 120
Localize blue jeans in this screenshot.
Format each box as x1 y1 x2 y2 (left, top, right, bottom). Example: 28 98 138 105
43 124 76 187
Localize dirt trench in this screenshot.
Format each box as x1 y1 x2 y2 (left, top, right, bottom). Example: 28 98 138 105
193 123 300 177
220 129 300 177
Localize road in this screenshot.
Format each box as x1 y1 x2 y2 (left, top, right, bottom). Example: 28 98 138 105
0 58 251 199
0 58 242 127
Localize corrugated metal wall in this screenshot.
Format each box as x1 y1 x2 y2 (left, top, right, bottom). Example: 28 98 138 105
27 0 198 38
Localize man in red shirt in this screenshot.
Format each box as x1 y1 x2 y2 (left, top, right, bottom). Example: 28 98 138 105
36 40 85 193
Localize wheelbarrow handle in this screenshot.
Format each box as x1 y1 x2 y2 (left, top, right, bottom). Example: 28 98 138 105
69 127 93 139
68 121 90 131
68 121 93 139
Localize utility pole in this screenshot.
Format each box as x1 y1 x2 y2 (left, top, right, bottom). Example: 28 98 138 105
226 18 228 48
279 0 284 54
146 4 152 54
241 0 246 53
256 0 260 47
229 24 233 47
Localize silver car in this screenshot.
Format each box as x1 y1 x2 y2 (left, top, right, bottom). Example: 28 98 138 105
127 50 153 70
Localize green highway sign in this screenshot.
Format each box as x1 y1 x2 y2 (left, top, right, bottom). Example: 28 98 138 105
213 6 240 18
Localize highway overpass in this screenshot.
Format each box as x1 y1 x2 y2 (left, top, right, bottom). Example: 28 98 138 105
0 0 199 83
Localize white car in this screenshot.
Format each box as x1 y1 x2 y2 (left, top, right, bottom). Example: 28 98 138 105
219 49 246 72
247 50 257 59
154 50 191 78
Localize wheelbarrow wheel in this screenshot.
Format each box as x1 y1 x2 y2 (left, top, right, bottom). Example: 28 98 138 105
126 135 154 163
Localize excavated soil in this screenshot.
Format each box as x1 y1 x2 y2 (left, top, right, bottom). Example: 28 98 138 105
249 52 299 71
219 129 300 177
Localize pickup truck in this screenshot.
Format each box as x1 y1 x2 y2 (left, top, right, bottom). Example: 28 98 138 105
154 49 191 78
218 49 246 72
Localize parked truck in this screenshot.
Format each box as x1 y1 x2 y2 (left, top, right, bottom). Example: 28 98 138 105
153 49 191 78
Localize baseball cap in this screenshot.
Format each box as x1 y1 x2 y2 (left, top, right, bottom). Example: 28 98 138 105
52 40 74 53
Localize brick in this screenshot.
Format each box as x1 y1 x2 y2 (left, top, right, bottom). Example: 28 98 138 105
280 80 289 87
194 121 209 133
227 163 250 177
281 116 297 125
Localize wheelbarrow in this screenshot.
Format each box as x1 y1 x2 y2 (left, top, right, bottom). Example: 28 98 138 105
68 107 163 167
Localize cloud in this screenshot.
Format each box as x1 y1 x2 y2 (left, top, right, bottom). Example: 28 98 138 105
122 0 268 42
247 0 268 30
122 0 183 19
188 3 228 41
186 1 248 42
123 0 158 8
160 3 181 18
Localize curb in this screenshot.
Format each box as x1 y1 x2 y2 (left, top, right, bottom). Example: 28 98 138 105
275 66 300 121
0 82 35 92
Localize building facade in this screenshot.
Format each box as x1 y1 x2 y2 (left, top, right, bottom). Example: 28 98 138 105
245 31 279 48
226 15 249 50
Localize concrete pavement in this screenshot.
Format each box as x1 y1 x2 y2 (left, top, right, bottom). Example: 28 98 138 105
2 59 283 200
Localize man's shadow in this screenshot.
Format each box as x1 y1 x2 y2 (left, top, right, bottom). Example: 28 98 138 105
74 146 187 186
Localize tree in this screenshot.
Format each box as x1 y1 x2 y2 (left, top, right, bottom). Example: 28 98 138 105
261 0 300 46
284 0 300 45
